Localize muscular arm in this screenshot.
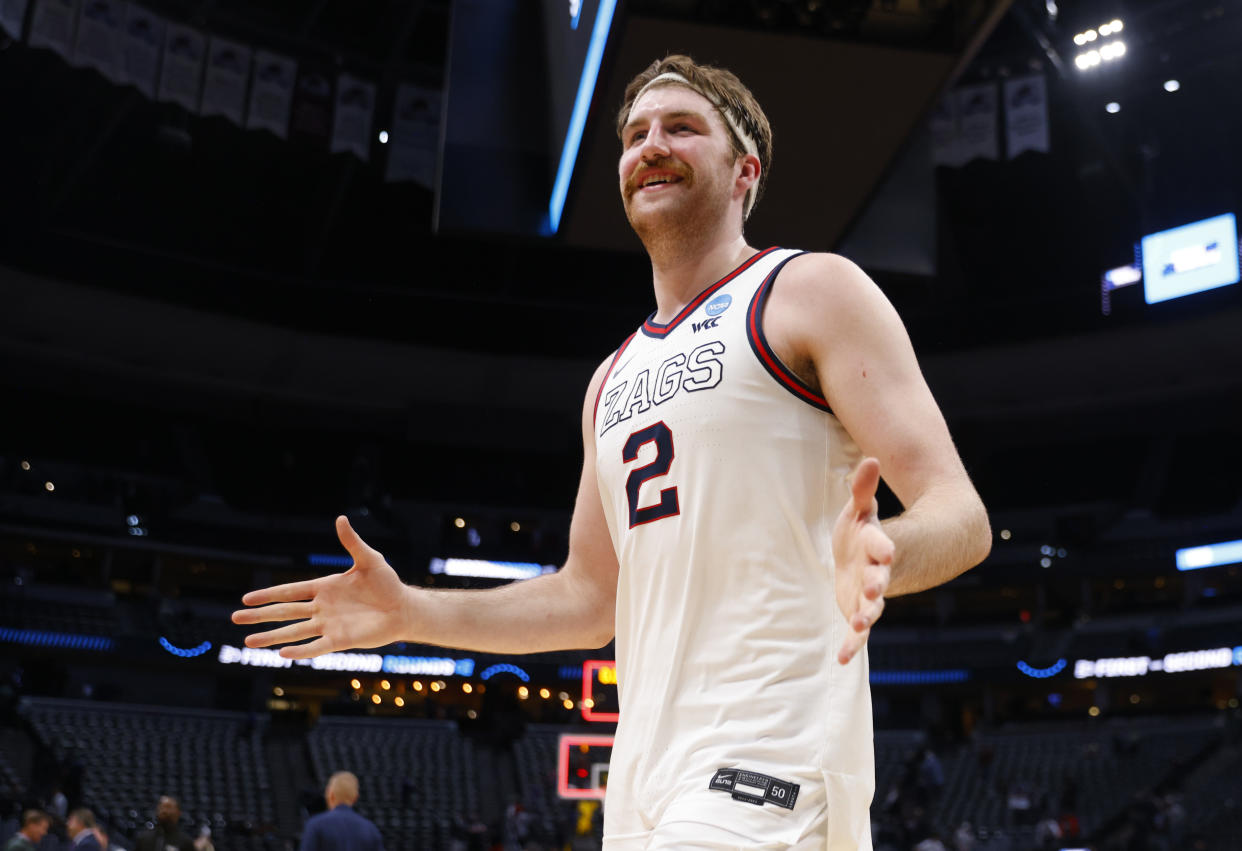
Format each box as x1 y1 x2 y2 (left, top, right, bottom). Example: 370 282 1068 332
765 252 991 597
232 359 621 656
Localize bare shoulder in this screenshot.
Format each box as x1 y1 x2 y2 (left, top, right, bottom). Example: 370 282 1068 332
764 252 904 384
771 251 892 320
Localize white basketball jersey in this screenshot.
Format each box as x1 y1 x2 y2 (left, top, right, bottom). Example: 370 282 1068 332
593 247 874 848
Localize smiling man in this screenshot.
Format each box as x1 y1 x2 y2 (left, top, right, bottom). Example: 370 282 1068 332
234 55 990 849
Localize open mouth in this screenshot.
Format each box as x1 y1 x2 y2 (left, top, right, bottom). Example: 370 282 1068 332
636 173 684 192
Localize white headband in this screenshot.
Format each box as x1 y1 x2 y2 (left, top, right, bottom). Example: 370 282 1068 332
632 71 761 219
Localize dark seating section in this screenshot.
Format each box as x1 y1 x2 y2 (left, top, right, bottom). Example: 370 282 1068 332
1181 737 1242 845
308 715 480 850
0 747 23 801
931 716 1219 840
0 586 118 638
514 724 578 842
18 696 1241 850
23 697 276 850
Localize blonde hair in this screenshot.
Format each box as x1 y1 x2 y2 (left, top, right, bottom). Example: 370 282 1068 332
617 55 773 216
327 771 360 804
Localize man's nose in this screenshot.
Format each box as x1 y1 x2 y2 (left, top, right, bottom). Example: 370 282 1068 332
639 125 670 159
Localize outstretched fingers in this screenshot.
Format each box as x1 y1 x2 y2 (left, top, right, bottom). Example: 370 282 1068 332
243 619 320 649
237 579 322 610
232 601 315 626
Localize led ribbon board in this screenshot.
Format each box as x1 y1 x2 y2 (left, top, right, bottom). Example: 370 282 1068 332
216 644 475 675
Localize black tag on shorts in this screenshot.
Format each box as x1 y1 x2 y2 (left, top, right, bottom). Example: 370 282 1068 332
708 768 800 810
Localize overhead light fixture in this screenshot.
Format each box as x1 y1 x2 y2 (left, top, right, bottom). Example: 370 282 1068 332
1164 79 1180 92
1099 41 1126 60
1105 102 1121 114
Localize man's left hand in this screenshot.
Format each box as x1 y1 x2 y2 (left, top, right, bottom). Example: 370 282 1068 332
832 457 894 665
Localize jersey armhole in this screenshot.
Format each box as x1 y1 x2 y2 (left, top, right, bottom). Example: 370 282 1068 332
745 253 834 413
592 332 637 428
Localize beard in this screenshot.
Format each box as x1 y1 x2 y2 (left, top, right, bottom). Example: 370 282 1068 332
622 156 734 258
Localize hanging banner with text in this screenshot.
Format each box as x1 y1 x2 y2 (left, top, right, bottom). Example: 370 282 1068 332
1004 74 1050 159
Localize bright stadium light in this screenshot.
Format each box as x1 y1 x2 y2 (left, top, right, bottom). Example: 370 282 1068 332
1164 79 1181 92
1074 33 1087 45
1110 18 1123 31
1084 28 1097 41
1100 42 1127 60
1105 102 1121 114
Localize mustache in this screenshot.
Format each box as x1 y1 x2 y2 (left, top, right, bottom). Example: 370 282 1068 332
624 158 693 197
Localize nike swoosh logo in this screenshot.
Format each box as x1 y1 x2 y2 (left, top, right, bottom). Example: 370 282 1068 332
612 352 636 377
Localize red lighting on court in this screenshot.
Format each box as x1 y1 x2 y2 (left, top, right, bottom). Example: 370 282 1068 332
581 660 619 722
556 733 614 801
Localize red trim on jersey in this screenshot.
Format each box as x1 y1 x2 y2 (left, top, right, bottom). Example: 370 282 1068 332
746 255 834 413
592 332 637 428
640 246 780 338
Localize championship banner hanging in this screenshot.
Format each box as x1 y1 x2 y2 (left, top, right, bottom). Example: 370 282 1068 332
955 82 999 164
385 83 441 188
27 0 78 59
200 35 251 126
245 50 296 139
156 21 205 112
288 65 333 150
118 2 162 97
330 72 376 161
1004 74 1050 159
930 95 966 168
70 0 124 83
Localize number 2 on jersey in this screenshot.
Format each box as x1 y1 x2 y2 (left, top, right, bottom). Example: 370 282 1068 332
622 421 680 528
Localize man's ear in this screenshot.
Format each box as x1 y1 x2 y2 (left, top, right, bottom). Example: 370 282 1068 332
736 152 761 188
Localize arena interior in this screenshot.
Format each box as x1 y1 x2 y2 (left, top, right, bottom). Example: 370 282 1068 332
2 0 1242 849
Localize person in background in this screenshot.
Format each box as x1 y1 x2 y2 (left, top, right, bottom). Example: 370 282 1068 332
298 771 383 851
66 809 103 850
3 810 49 851
133 797 193 851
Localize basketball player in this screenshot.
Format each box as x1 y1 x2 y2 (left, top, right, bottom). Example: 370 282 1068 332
233 56 991 849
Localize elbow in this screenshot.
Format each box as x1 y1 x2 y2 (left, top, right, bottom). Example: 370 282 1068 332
588 624 616 651
585 599 617 649
969 501 992 568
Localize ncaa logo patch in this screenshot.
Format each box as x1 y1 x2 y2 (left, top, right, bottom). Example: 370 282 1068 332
705 294 732 317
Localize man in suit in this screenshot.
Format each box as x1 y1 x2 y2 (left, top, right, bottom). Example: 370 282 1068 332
66 809 104 850
133 796 194 851
299 772 383 851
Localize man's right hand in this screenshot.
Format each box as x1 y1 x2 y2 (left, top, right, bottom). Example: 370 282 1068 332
231 515 414 658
